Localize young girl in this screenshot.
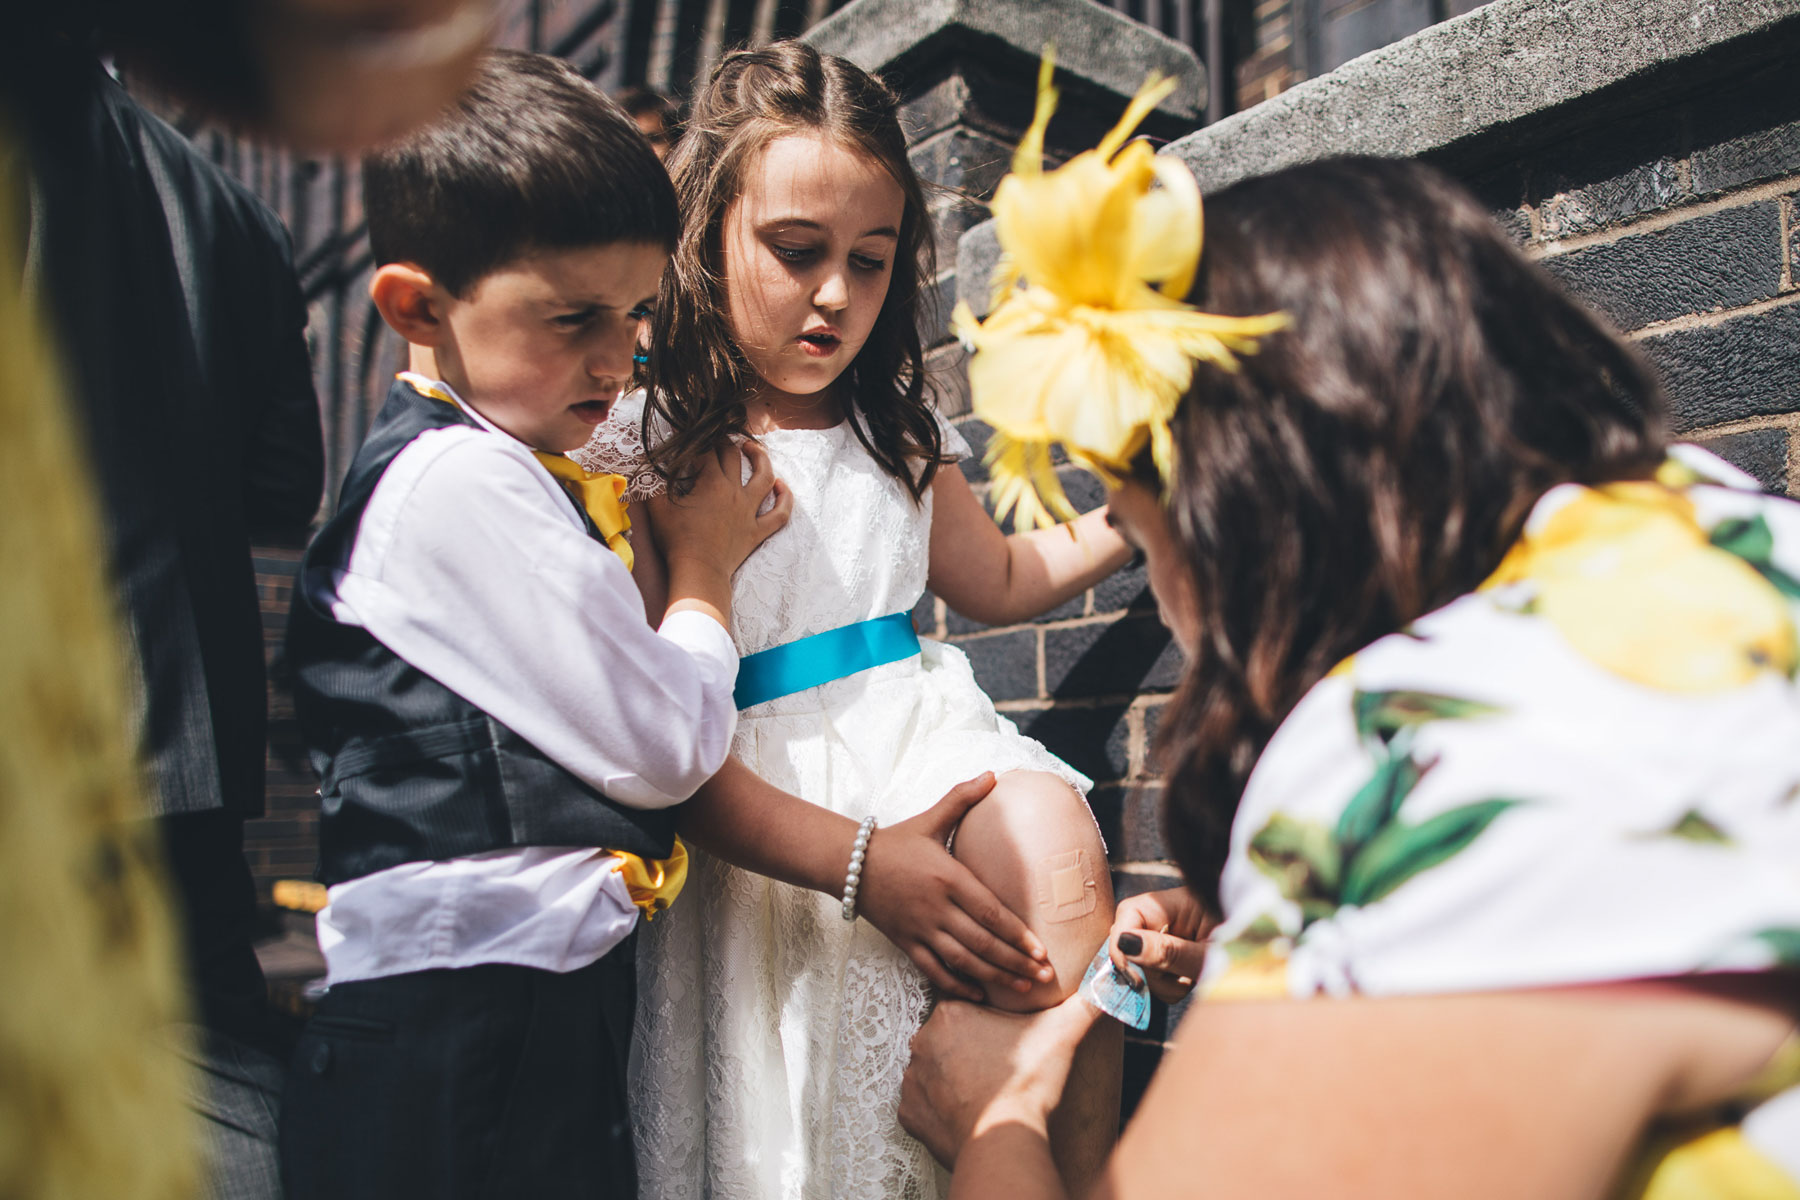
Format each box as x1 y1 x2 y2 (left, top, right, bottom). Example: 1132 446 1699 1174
577 40 1130 1200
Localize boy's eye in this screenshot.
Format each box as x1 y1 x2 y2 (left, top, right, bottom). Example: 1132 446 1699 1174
628 304 654 322
553 307 598 328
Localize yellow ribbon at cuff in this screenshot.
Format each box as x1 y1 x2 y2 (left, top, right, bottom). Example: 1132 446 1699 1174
954 51 1289 530
612 837 688 918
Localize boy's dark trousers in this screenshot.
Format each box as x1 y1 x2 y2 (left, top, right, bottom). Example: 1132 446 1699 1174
279 938 640 1199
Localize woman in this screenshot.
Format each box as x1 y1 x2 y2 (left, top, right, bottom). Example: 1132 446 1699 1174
899 82 1800 1199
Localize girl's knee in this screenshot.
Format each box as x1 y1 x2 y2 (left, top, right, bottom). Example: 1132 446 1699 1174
954 771 1113 1011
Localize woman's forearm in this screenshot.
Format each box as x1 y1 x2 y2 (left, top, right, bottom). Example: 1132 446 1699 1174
949 1116 1070 1200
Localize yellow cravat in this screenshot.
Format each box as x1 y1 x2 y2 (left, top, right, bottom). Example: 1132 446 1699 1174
397 371 634 571
396 372 681 914
530 449 635 573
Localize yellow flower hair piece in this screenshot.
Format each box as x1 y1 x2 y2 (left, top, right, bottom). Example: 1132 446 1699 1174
954 51 1289 530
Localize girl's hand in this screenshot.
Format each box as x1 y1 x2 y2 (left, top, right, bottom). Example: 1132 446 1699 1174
899 991 1100 1168
1107 885 1212 1004
857 773 1056 1002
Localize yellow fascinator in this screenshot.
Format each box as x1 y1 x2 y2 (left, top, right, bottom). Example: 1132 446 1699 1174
954 51 1288 530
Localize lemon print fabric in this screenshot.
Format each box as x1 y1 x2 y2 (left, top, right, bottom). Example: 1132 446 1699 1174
1197 444 1800 1187
1481 471 1799 693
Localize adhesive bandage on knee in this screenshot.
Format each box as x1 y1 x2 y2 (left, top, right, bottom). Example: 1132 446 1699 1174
1034 849 1098 923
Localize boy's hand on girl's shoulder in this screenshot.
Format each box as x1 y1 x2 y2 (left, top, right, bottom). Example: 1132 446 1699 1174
651 440 791 577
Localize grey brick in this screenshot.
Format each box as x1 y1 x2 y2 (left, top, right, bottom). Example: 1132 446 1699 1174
1691 427 1790 494
1019 703 1130 782
911 591 941 639
926 193 993 276
943 605 988 636
1044 616 1183 699
1540 202 1783 332
1088 783 1166 862
897 71 971 143
1092 559 1154 615
1789 194 1800 284
1111 869 1182 901
926 341 971 419
1639 301 1800 431
951 415 992 482
1492 206 1532 247
1538 157 1683 240
908 127 1015 201
1692 122 1800 196
1690 56 1800 197
914 270 955 349
1142 699 1169 775
955 629 1038 701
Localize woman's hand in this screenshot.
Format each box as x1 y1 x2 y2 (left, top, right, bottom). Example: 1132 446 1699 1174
900 991 1100 1169
857 774 1056 1002
1107 885 1212 1004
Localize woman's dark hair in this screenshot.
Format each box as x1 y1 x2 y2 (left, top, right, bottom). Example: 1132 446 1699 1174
1151 157 1668 911
643 39 945 500
363 50 678 297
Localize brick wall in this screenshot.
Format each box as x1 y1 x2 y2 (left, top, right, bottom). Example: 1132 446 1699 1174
1458 39 1800 496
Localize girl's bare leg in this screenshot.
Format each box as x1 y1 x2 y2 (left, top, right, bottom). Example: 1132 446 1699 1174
950 770 1123 1195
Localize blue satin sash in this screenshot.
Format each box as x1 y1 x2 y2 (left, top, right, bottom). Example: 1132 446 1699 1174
733 611 922 710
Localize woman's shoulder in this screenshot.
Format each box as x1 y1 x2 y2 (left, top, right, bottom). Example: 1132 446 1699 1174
1203 453 1800 1002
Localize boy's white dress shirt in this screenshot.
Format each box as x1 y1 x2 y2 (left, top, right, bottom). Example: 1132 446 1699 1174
307 384 738 985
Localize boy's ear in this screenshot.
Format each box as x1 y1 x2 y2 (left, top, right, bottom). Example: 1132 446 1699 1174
370 263 451 346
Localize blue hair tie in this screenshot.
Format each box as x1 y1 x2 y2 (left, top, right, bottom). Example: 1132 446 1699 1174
633 351 650 366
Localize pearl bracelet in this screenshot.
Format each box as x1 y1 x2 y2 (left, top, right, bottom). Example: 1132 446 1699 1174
840 815 877 921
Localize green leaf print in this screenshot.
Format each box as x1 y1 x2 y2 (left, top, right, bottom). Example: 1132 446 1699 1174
1661 809 1733 844
1750 927 1800 967
1248 813 1342 921
1339 799 1520 907
1351 690 1506 748
1710 514 1800 601
1336 735 1430 854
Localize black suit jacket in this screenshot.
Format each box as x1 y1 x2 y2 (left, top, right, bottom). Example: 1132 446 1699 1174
5 43 324 818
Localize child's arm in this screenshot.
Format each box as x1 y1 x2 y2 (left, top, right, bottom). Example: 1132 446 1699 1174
625 499 670 625
926 464 1134 628
677 759 1055 1002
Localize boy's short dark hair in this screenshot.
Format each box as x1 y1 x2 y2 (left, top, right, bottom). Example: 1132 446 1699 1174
364 50 677 296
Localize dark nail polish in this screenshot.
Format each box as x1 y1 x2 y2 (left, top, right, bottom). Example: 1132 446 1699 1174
1117 932 1143 956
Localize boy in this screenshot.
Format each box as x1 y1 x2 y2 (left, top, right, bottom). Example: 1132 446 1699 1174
278 51 789 1199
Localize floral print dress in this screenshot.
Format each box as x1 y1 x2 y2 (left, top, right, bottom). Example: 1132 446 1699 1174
1199 446 1800 1197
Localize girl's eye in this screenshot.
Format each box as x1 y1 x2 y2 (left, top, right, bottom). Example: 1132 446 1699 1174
772 245 815 264
554 308 597 329
851 254 888 272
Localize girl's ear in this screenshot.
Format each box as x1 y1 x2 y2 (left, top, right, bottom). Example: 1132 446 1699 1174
370 263 450 347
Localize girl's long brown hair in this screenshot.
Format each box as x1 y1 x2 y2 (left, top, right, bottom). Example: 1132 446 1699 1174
1152 158 1668 912
642 40 946 500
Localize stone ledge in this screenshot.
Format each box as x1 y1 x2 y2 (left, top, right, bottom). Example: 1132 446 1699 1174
958 0 1800 314
805 0 1203 121
1166 0 1800 193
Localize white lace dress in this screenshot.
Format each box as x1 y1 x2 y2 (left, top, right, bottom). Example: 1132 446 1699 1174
575 392 1089 1200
